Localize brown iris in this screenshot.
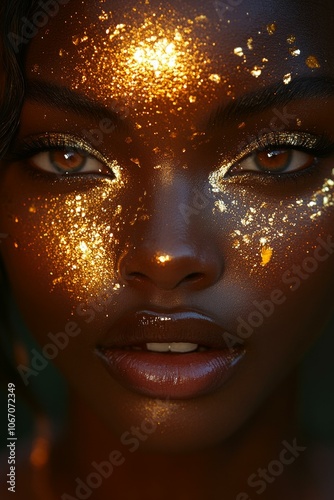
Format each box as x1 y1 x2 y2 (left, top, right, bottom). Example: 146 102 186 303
255 150 292 172
50 150 87 173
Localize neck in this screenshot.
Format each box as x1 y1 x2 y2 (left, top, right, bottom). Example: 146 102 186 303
52 373 305 499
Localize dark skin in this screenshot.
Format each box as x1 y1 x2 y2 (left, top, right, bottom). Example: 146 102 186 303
1 0 334 498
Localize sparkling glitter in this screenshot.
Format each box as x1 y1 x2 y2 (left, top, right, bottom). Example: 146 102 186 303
208 132 333 274
156 254 172 264
17 172 128 302
251 66 262 78
306 55 321 68
234 47 244 57
247 37 253 50
209 131 319 182
260 246 273 266
194 15 208 23
215 200 227 212
209 73 221 83
99 10 111 21
283 73 292 85
69 8 222 111
289 47 300 57
287 35 296 44
267 23 276 35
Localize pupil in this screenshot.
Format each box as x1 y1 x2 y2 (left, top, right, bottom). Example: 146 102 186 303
51 150 86 172
256 150 291 171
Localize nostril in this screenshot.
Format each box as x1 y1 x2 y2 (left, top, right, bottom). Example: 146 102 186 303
127 272 148 281
183 272 204 282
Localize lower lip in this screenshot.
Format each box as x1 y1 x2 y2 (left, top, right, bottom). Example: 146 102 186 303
97 348 245 400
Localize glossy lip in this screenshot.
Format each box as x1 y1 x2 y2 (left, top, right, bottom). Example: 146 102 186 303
96 310 245 400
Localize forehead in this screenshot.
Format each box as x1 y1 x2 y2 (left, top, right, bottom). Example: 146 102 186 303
26 1 334 81
24 0 334 136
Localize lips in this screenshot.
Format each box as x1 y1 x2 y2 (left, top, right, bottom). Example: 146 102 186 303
96 310 245 400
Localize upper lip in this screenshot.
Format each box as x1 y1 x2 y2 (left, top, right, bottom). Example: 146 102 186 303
98 309 233 350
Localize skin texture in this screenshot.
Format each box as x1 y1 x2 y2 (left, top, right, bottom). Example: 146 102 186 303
0 0 334 498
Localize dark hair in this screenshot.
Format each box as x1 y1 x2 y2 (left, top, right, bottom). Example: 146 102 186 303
0 1 37 158
0 1 39 406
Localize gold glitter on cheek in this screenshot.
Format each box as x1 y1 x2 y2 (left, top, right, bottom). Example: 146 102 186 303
283 73 292 85
209 163 334 274
20 177 129 303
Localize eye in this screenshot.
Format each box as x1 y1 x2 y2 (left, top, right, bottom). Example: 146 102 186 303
234 148 315 175
29 148 107 175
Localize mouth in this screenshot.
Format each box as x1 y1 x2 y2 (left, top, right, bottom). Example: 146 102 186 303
96 310 245 400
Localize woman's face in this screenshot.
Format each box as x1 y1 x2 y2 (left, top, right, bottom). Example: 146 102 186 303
1 0 334 450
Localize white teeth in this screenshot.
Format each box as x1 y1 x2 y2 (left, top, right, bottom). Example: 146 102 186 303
146 342 198 353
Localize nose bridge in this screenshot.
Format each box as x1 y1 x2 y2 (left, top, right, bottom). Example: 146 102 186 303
137 169 208 255
118 171 224 291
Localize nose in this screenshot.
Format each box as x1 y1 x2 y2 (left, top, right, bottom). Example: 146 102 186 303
118 180 224 292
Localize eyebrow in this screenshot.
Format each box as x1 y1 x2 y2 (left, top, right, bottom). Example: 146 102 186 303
209 76 334 127
26 76 334 130
26 79 126 129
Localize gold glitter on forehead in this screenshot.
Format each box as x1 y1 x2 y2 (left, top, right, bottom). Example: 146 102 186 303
68 4 225 112
306 55 321 69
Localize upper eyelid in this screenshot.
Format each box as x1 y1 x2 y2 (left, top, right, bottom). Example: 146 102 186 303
209 131 330 182
11 133 117 173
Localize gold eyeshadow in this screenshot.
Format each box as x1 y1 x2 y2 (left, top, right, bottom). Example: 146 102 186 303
209 131 319 183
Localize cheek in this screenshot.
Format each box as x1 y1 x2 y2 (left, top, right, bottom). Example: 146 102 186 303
0 174 136 336
209 170 334 349
211 167 334 277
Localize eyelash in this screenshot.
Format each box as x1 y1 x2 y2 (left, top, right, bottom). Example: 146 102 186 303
226 131 334 182
6 133 115 176
6 131 334 186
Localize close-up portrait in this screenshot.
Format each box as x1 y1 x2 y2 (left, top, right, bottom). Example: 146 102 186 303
0 0 333 498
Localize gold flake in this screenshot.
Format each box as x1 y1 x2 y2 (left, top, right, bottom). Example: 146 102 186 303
267 23 276 35
156 254 172 264
289 47 300 57
209 73 221 83
251 66 262 78
234 47 244 57
194 15 208 23
261 246 273 266
215 200 227 212
283 73 292 85
306 55 321 68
